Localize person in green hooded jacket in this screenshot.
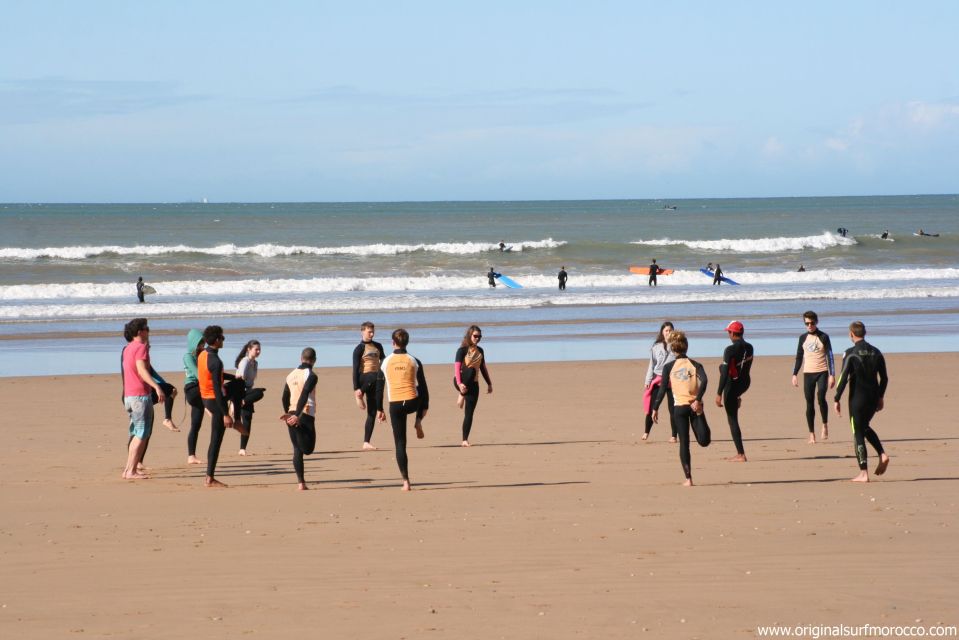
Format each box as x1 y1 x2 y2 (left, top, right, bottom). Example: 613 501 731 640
183 329 206 465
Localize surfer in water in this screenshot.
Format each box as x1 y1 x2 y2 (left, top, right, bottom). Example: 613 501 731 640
880 230 889 240
558 266 568 291
798 264 806 272
712 264 724 286
498 242 506 251
487 267 498 288
136 276 145 303
648 259 661 287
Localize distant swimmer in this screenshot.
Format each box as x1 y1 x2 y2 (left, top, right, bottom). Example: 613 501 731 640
837 227 849 237
712 264 724 286
915 228 940 237
834 321 890 482
880 230 889 240
487 267 498 288
798 264 806 272
498 241 506 251
136 276 145 303
558 266 568 291
648 259 661 287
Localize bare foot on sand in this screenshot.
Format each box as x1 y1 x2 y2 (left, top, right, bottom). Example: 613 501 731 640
163 419 180 432
122 471 150 479
205 477 228 488
669 436 677 443
401 480 411 491
641 433 649 441
362 442 377 451
298 482 309 491
851 471 869 482
875 453 890 476
461 440 471 447
456 395 465 409
727 454 748 462
682 478 693 487
187 455 204 465
807 433 816 444
821 425 829 440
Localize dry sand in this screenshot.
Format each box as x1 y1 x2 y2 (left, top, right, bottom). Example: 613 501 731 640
1 354 956 639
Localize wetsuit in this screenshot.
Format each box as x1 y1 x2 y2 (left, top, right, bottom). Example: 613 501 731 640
712 266 723 286
834 340 888 471
488 270 498 288
182 329 205 458
453 344 491 441
643 341 676 437
199 346 230 478
558 269 567 291
716 338 753 455
653 357 708 480
379 349 430 481
793 329 835 433
136 279 145 303
236 356 265 450
648 263 659 287
282 364 318 484
352 339 386 443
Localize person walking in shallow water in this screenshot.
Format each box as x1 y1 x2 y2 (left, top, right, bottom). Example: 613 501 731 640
648 259 661 287
558 266 568 291
487 267 498 288
136 276 145 303
712 264 724 286
834 321 890 482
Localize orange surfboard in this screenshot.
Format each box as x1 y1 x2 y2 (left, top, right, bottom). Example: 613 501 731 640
629 266 674 276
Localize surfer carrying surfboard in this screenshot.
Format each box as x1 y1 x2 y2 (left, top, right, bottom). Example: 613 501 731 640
487 267 498 288
648 259 662 287
712 264 724 286
136 276 145 303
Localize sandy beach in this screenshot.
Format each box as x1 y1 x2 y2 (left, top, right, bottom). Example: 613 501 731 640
1 354 956 639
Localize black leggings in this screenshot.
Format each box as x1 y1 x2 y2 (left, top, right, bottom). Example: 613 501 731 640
460 380 480 441
288 414 317 483
645 384 676 437
238 388 264 450
803 372 829 432
850 399 884 471
158 382 176 421
202 399 227 478
184 383 205 457
723 383 749 455
388 398 423 480
358 373 380 444
672 405 694 479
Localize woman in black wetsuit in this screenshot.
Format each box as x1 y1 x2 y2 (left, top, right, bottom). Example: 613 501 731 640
453 325 493 447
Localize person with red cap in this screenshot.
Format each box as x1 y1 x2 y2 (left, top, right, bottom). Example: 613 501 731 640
715 320 753 462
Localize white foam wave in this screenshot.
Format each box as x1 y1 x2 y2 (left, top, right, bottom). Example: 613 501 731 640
631 231 856 253
3 285 958 321
3 268 958 301
0 238 566 261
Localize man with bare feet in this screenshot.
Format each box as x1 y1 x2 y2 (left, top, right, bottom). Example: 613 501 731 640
651 331 708 486
834 321 890 482
352 321 386 450
716 321 753 462
198 325 236 487
281 348 319 490
792 310 835 443
120 318 165 480
379 328 430 491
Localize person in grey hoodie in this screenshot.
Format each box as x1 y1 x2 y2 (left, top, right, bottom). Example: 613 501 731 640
643 321 677 442
182 329 206 465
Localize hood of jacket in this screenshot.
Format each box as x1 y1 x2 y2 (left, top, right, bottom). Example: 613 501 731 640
186 329 204 354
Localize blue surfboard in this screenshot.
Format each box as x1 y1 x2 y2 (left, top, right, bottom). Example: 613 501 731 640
699 267 739 286
496 273 523 289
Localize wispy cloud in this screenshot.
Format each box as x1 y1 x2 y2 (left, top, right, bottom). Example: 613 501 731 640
0 77 208 124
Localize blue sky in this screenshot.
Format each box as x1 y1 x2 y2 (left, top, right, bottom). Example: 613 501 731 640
2 1 958 202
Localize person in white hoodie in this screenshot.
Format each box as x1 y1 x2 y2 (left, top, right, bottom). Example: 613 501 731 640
643 322 676 442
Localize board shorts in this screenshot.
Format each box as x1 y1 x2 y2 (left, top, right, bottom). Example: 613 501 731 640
124 395 154 440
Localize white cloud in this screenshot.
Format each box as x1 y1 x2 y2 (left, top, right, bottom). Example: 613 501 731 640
905 101 959 130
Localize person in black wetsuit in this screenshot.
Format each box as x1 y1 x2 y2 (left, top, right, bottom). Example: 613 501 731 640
282 348 319 490
453 325 493 446
791 311 835 443
558 266 568 291
712 264 724 286
487 267 498 288
651 330 709 486
834 321 890 482
197 325 247 488
352 321 386 450
136 276 145 303
648 259 660 287
715 320 753 462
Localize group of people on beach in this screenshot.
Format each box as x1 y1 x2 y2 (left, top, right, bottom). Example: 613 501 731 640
119 320 494 491
639 312 890 485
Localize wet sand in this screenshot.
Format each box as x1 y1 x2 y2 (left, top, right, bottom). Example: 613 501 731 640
1 354 956 638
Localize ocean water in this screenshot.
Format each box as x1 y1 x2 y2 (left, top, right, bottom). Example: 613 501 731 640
1 196 957 375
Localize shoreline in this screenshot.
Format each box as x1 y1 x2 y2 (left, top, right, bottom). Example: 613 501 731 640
2 354 955 638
